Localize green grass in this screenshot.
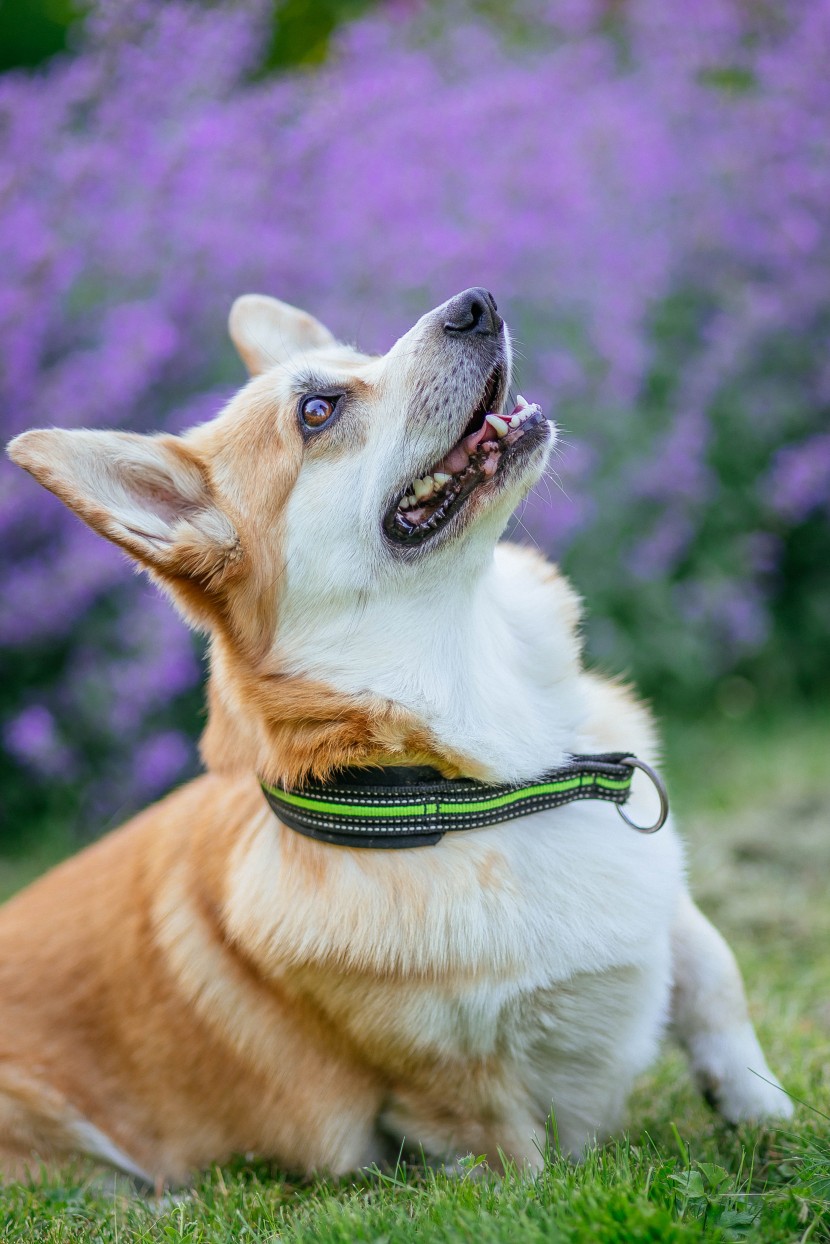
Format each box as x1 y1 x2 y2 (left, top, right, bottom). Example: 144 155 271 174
1 709 828 1242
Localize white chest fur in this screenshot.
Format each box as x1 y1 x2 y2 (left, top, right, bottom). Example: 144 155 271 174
275 544 588 784
225 796 684 1160
229 798 683 986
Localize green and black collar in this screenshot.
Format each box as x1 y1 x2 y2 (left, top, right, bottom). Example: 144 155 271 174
260 753 668 849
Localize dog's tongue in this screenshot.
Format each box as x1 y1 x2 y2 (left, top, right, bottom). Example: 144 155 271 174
439 424 490 474
437 401 530 476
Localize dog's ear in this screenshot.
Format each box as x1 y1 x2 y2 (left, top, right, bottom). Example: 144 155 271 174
7 428 240 602
229 293 336 376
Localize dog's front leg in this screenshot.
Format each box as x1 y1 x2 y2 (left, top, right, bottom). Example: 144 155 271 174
670 892 793 1122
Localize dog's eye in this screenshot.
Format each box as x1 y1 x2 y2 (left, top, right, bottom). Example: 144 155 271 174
300 396 337 429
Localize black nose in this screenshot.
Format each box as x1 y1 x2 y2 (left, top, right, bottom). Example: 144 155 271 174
443 287 503 337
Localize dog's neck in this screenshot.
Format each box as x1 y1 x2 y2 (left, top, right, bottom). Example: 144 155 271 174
202 546 588 786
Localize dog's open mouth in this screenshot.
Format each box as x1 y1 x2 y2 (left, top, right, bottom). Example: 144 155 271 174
384 390 546 544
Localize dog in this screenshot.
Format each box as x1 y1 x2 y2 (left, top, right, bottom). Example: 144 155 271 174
2 287 791 1185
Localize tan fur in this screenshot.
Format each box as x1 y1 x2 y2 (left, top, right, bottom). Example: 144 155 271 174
0 779 390 1181
201 638 490 787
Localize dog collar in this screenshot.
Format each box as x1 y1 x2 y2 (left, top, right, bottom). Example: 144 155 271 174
260 753 668 849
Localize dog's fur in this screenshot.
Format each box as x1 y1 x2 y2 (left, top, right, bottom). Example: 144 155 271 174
2 291 790 1185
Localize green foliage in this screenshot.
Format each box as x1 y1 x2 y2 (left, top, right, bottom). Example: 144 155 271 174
260 0 374 71
0 0 81 72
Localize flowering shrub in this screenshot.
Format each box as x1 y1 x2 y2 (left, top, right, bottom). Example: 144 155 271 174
1 0 828 834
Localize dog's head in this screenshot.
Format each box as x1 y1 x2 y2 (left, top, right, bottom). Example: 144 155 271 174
8 290 553 781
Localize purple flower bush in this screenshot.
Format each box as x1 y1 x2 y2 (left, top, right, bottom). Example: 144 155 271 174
1 0 828 833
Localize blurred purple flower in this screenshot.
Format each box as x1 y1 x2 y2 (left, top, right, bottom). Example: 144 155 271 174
628 512 695 582
768 433 830 523
132 731 193 800
634 413 712 506
674 579 769 660
3 705 75 779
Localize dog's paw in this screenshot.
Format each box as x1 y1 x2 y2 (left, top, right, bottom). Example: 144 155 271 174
691 1025 794 1123
700 1067 794 1124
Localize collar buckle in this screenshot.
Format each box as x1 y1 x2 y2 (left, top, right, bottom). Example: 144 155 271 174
615 756 669 834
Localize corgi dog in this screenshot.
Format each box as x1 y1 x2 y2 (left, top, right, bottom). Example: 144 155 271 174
2 288 790 1186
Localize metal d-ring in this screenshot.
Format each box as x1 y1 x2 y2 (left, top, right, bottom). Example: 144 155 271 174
616 756 669 834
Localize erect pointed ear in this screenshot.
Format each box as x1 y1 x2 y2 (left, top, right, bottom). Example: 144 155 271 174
228 293 337 377
7 428 241 596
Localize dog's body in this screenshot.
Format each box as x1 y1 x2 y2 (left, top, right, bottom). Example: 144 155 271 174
2 290 789 1184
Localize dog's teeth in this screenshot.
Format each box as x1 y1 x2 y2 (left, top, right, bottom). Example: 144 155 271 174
485 414 509 439
509 415 521 429
433 472 452 488
413 477 434 500
407 494 417 507
399 496 411 510
517 394 529 408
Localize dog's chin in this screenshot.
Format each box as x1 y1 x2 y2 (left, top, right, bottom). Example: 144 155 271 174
383 395 552 553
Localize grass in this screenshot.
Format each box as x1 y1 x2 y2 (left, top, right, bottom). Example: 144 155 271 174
0 708 828 1242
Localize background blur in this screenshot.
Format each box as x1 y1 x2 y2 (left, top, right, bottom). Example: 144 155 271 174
1 0 829 848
